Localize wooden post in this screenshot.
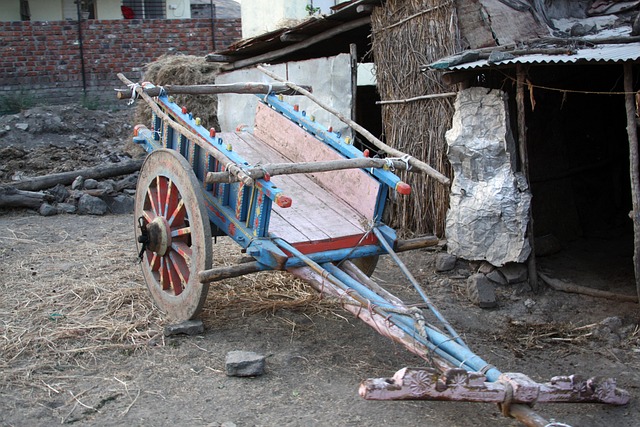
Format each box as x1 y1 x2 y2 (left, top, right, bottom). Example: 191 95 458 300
624 63 640 302
350 43 358 124
516 65 538 292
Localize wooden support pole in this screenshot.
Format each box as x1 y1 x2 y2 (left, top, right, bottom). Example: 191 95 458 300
198 261 264 284
115 82 313 100
4 160 143 192
516 65 538 293
394 235 440 252
256 65 451 185
117 73 254 187
222 17 371 72
350 43 358 124
624 63 640 302
205 157 411 184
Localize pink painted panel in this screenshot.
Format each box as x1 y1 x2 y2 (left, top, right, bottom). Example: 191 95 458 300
217 132 367 244
253 103 380 220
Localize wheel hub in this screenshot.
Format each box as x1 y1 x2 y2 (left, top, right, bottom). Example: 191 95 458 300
146 216 171 256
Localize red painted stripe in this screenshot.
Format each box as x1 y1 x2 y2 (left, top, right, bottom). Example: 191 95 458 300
287 233 378 255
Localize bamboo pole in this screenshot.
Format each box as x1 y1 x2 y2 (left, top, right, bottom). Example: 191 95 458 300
516 65 539 292
376 92 457 105
205 157 411 184
256 65 451 185
115 82 312 99
624 63 640 302
117 73 254 186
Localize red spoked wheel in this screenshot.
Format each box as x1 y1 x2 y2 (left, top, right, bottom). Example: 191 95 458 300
135 149 212 321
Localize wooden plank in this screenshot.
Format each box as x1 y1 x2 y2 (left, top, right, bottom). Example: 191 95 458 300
235 133 367 237
253 102 380 220
218 132 369 244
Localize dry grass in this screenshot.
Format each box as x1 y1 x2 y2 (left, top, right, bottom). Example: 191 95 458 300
0 215 332 391
371 0 461 237
497 320 597 357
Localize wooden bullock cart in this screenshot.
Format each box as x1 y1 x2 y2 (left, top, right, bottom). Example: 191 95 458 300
118 70 629 427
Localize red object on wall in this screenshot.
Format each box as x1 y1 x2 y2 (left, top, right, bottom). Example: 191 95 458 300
121 6 135 19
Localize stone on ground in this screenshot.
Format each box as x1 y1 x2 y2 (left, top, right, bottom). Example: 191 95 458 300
498 263 528 284
225 350 266 377
435 253 457 272
466 273 497 308
77 194 108 215
164 319 204 336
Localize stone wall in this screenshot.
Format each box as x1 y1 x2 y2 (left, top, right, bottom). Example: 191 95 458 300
0 18 241 106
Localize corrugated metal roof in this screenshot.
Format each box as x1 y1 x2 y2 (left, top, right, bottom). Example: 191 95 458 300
444 42 640 71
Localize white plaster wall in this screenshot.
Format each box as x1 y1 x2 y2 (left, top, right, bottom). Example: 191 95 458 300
0 1 21 21
241 1 339 38
166 0 191 19
96 0 124 19
216 54 352 137
29 0 63 21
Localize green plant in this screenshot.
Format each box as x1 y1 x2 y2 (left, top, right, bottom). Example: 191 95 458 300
305 3 320 15
0 90 36 115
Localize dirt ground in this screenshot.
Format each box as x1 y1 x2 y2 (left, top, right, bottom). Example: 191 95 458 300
1 105 640 427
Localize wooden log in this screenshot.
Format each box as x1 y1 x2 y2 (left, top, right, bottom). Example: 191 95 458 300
198 261 264 284
222 17 371 72
539 272 638 303
3 160 143 192
205 157 411 184
117 73 254 187
0 187 46 209
256 65 451 185
516 65 539 293
624 63 640 302
394 235 440 252
115 82 313 99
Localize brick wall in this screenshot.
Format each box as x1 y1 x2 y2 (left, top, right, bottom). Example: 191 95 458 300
0 18 241 105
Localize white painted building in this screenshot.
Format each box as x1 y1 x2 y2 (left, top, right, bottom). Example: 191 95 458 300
240 0 337 38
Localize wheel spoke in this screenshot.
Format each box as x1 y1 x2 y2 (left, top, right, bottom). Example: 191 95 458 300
147 187 159 215
159 257 171 290
171 226 191 238
171 241 192 265
156 176 164 216
148 252 160 271
164 179 178 220
142 209 157 224
166 257 183 296
167 199 186 227
169 251 189 287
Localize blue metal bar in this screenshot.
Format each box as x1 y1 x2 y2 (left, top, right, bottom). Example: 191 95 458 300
372 226 469 350
273 237 501 380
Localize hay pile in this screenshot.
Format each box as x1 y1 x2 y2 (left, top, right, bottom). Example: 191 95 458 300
135 54 223 131
371 0 461 237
